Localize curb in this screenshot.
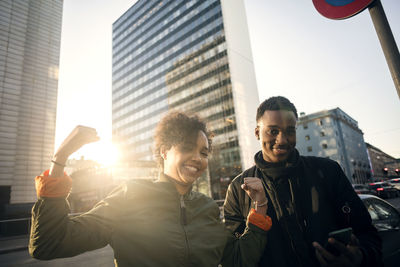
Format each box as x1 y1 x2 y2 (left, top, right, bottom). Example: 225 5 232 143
0 246 28 254
0 235 29 255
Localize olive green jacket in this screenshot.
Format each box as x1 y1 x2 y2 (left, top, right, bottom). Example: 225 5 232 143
29 178 267 266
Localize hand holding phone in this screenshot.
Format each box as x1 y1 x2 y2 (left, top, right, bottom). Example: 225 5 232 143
324 227 353 256
313 228 362 266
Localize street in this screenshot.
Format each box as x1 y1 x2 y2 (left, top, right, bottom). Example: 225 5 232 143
0 246 114 267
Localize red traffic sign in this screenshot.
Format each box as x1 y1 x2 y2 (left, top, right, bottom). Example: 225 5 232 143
313 0 375 20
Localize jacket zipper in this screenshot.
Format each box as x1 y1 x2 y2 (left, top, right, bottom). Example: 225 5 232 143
180 195 190 265
262 177 303 266
289 178 307 236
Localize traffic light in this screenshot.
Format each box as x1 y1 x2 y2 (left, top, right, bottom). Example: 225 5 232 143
396 168 399 175
383 167 388 175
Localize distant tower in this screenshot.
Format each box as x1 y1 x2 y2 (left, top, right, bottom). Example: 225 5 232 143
296 108 371 183
112 0 259 198
0 0 63 204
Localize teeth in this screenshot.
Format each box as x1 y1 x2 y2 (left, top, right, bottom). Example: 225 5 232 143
185 166 198 172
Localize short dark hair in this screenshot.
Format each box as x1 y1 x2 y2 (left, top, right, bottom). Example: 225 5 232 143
154 111 212 169
256 96 298 121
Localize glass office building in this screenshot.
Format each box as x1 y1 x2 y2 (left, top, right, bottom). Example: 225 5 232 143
0 0 63 204
112 0 259 199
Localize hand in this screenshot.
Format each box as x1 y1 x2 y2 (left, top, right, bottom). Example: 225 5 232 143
241 177 268 214
313 234 363 267
53 125 100 161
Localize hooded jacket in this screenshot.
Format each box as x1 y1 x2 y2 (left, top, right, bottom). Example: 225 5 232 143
224 150 382 267
29 172 268 267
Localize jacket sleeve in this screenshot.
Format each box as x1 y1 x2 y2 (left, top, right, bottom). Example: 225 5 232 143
29 184 126 260
223 176 247 233
221 221 268 267
326 160 383 267
220 177 268 267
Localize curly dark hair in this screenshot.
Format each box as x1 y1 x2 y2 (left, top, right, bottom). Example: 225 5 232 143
154 111 212 169
256 96 298 121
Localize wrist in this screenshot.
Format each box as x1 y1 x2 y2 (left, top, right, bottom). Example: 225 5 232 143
253 199 268 214
52 154 68 164
51 160 66 167
255 205 267 214
254 199 268 207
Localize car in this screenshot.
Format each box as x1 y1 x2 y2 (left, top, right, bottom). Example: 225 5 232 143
368 182 399 198
389 178 400 191
359 194 400 267
352 184 376 195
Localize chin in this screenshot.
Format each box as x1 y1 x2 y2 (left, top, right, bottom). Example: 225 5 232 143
181 175 198 185
269 155 289 163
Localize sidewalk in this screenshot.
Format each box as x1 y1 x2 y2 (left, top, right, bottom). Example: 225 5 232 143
0 235 29 254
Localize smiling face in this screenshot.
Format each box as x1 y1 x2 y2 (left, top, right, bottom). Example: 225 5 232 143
255 110 297 163
162 131 209 189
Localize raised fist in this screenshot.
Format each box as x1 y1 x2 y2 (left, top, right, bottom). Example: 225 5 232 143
53 125 100 160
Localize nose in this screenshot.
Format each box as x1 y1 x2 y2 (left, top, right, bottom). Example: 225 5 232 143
275 132 289 145
192 151 202 161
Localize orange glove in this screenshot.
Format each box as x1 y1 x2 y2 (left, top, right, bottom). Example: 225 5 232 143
35 169 72 198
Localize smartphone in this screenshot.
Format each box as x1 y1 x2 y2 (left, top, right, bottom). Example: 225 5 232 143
324 227 352 256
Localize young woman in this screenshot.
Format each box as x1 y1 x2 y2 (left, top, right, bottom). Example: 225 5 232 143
29 112 271 266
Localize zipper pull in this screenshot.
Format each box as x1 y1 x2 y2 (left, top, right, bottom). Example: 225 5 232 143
342 202 351 226
180 195 187 225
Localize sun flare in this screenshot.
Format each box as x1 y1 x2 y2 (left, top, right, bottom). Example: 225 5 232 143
77 140 120 166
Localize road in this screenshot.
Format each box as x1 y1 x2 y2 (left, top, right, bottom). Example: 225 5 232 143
0 246 114 267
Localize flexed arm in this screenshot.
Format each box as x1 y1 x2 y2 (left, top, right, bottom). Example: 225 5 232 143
30 126 119 260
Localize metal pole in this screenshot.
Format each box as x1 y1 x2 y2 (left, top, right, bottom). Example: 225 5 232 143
368 0 400 99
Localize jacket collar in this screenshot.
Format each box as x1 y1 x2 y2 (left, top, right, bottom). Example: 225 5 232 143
254 149 300 180
157 172 194 198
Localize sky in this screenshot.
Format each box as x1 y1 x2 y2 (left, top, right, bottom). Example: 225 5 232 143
56 0 400 164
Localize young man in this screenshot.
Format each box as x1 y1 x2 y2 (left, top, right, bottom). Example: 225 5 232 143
223 96 382 267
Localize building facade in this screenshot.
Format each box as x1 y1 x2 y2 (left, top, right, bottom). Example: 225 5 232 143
112 0 259 199
366 143 400 179
0 0 63 205
296 108 371 184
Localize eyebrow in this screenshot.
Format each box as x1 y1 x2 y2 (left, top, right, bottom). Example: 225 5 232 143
266 125 296 128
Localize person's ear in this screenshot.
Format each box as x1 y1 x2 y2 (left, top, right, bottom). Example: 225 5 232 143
255 126 260 140
160 145 168 160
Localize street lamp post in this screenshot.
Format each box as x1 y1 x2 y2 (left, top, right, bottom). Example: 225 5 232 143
368 0 400 99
